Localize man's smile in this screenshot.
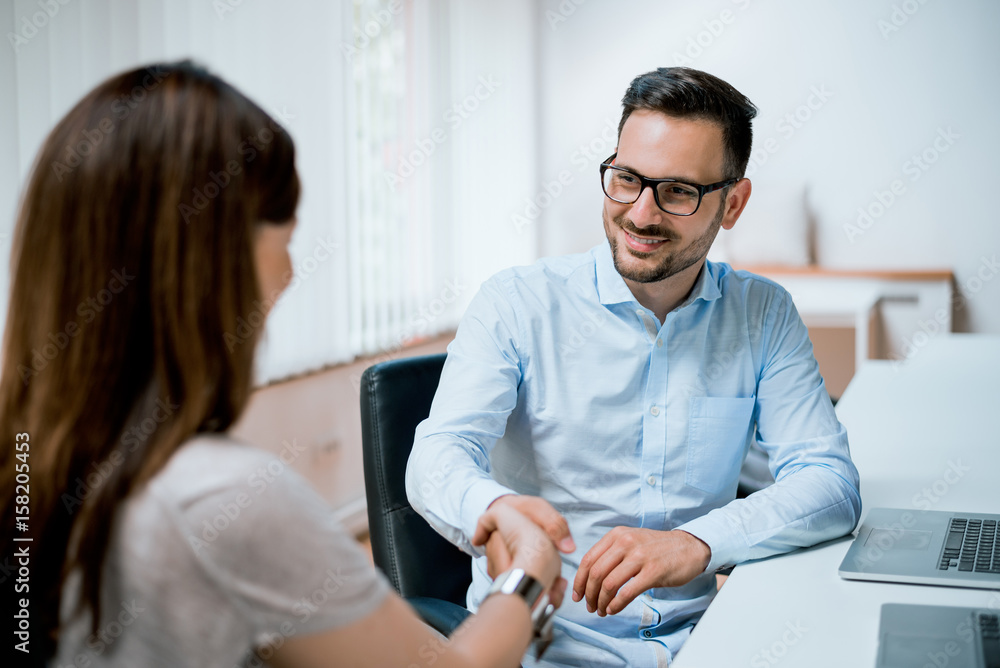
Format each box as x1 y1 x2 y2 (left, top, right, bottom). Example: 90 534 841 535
623 230 670 252
616 221 677 255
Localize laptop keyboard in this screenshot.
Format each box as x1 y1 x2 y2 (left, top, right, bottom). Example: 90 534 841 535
937 517 1000 573
979 612 999 668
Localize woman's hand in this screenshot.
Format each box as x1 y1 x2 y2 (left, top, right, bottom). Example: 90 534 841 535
271 502 567 668
472 503 567 608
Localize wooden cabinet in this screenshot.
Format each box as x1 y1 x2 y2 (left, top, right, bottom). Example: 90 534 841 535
735 267 954 398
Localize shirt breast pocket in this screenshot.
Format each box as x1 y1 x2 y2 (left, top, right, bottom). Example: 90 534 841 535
685 396 756 494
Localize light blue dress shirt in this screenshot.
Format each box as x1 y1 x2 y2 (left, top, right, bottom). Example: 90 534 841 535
406 243 861 667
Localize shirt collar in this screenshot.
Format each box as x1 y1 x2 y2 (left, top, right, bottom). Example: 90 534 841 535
593 241 723 308
594 242 635 306
681 258 723 307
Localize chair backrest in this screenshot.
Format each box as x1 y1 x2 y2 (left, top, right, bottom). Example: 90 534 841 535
360 353 472 606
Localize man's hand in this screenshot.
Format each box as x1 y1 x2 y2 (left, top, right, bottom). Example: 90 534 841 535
483 495 576 578
572 528 711 616
471 503 568 608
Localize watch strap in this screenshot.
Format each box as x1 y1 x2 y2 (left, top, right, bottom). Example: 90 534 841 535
483 568 556 661
484 568 545 609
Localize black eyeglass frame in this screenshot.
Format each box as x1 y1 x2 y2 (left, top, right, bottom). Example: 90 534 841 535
599 153 739 216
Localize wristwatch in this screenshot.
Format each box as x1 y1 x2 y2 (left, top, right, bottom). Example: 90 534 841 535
482 568 556 659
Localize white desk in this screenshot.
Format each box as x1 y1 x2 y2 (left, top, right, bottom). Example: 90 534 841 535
673 334 1000 668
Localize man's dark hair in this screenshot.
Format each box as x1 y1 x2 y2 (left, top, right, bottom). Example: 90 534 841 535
618 67 758 179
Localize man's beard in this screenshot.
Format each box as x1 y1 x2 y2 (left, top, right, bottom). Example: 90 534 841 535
606 201 725 284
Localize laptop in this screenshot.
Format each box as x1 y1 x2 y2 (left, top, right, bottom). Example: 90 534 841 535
838 507 1000 589
876 603 999 668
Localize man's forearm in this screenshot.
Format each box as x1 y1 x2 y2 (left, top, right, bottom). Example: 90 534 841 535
405 433 516 555
678 464 861 572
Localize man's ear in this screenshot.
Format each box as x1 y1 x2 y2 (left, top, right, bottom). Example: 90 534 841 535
720 178 752 231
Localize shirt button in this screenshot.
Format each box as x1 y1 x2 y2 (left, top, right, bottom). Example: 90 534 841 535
647 475 656 486
656 339 663 348
635 309 645 317
650 405 660 416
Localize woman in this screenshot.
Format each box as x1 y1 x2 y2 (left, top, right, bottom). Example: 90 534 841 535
0 61 563 667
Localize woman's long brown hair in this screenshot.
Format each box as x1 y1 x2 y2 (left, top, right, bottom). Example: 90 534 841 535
0 61 299 660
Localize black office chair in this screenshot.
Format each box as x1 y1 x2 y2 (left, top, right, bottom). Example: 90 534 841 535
737 440 774 499
360 353 473 636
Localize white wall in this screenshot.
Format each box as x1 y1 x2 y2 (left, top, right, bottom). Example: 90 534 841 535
533 0 1000 335
5 0 998 344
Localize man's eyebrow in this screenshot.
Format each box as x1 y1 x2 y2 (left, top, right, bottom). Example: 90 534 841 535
613 160 697 184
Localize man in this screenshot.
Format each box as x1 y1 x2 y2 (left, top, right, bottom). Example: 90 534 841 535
406 67 861 667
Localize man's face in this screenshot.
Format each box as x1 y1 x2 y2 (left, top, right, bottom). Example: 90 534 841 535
603 109 736 284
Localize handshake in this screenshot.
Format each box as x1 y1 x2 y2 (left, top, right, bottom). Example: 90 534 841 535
474 494 712 620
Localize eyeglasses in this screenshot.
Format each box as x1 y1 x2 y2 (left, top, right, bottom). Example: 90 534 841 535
599 153 738 216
